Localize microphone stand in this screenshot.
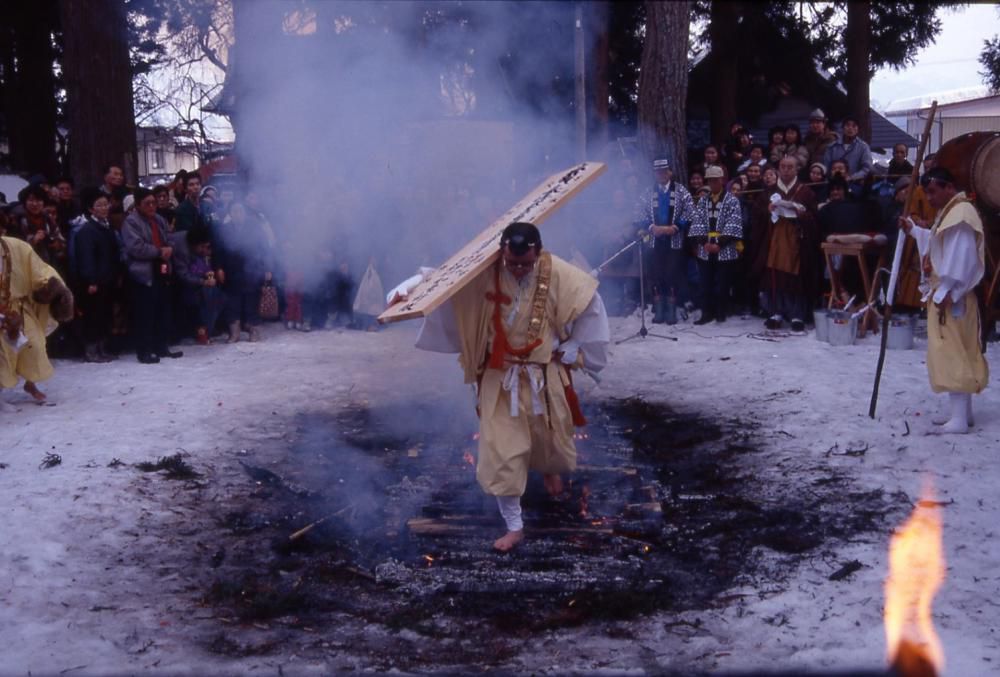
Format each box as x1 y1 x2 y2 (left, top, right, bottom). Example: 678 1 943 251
594 234 677 344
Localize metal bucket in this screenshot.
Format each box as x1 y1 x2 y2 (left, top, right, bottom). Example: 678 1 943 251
887 314 917 350
827 310 857 346
813 309 829 342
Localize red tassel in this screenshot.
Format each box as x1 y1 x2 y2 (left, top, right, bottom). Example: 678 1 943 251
562 366 587 427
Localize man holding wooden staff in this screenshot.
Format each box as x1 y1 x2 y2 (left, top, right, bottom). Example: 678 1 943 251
899 167 989 433
394 222 609 551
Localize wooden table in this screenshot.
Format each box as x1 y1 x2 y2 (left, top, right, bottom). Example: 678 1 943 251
821 240 888 337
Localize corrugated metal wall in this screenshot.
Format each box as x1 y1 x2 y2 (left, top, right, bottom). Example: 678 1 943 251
906 116 1000 152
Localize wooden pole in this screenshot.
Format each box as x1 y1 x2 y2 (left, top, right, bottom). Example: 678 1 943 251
574 2 587 163
868 101 938 419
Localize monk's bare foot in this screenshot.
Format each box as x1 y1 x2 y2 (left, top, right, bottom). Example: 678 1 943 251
543 473 564 496
23 382 46 403
493 530 524 552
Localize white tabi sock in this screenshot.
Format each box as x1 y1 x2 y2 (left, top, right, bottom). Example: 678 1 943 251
938 392 971 434
496 495 524 532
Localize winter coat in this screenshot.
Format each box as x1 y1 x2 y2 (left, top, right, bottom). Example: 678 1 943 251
73 216 120 287
121 211 170 286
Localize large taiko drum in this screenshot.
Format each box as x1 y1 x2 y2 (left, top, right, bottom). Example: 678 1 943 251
934 131 1000 211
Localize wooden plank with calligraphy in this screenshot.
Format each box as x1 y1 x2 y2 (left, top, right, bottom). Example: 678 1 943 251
378 162 607 324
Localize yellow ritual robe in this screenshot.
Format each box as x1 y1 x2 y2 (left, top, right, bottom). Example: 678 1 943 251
449 253 598 497
0 236 62 388
924 196 988 394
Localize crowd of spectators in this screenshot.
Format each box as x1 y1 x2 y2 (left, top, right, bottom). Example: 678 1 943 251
593 108 934 329
0 167 361 364
0 106 940 367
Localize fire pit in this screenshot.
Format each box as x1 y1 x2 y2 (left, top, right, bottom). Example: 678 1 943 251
195 398 908 668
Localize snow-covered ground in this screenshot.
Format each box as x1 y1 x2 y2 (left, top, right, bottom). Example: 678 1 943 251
1 314 997 675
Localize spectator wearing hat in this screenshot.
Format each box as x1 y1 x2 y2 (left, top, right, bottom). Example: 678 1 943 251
688 166 744 324
121 188 182 363
73 189 121 362
636 158 695 325
807 162 828 204
822 117 873 183
803 109 839 167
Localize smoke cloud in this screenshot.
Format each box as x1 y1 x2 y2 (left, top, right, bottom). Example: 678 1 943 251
228 0 616 288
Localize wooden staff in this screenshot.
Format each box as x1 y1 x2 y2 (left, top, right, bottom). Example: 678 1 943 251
868 101 938 419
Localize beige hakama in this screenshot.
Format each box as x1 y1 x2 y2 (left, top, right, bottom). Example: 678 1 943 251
908 194 989 394
0 236 63 388
417 252 606 497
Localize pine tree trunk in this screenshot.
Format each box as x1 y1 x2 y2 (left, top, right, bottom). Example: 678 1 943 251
845 0 872 142
637 0 690 179
7 2 59 178
60 0 138 188
708 0 740 147
591 1 610 154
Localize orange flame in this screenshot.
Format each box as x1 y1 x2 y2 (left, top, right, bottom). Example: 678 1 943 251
885 483 945 675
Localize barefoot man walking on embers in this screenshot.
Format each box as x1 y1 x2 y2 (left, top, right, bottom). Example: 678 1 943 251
391 222 609 551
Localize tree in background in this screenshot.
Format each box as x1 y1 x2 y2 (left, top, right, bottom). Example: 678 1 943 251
980 7 1000 93
61 0 139 187
129 0 233 163
0 2 60 177
637 0 690 177
982 37 1000 93
694 1 945 144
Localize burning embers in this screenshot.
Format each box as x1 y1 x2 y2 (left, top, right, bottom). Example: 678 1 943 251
885 484 946 677
197 399 908 666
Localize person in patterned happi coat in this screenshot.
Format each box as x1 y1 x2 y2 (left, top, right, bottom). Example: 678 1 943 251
636 158 695 325
688 166 744 324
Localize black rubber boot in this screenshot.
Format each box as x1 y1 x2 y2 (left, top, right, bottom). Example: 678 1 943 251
664 299 678 325
652 297 666 324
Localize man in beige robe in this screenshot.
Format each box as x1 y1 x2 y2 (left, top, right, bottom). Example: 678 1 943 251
900 167 988 434
396 222 610 551
1 236 74 407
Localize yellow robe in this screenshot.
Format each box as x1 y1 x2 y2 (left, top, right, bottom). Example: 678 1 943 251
923 196 989 394
0 236 62 388
449 253 598 497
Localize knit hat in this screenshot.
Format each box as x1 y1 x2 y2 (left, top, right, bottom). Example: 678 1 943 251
653 159 670 170
809 108 827 121
705 165 725 179
809 162 827 177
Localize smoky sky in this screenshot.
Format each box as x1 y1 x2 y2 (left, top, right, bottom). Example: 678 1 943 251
230 0 617 289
